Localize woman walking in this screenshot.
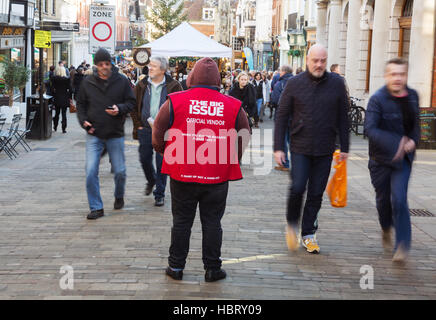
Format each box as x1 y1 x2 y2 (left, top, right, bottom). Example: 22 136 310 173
229 71 257 129
51 66 72 133
252 72 264 126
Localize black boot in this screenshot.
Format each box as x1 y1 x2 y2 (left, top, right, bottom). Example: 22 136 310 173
114 198 124 210
166 266 183 280
87 209 104 220
205 268 227 282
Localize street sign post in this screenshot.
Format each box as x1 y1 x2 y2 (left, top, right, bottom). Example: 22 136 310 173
34 30 51 48
89 5 116 55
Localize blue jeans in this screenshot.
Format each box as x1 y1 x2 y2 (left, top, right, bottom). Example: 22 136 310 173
256 98 263 116
287 152 333 237
138 128 167 199
86 135 126 211
369 158 412 251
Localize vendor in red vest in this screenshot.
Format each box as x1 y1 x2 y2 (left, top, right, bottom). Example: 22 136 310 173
152 57 250 282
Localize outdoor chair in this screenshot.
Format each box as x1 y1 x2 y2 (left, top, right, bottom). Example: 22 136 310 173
12 111 36 152
0 114 22 159
0 117 14 159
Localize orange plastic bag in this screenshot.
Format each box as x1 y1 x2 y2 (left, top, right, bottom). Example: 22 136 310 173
326 150 347 207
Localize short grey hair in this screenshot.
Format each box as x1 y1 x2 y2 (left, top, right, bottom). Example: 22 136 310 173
150 56 168 71
280 65 293 74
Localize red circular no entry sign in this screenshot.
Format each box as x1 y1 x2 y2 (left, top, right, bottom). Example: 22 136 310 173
92 21 112 42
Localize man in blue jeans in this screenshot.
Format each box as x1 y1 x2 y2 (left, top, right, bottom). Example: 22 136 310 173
76 48 136 220
130 57 182 207
274 44 350 254
364 58 420 263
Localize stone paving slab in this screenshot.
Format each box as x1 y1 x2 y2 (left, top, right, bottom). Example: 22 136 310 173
0 112 435 299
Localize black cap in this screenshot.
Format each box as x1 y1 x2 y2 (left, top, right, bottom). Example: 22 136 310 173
93 48 112 65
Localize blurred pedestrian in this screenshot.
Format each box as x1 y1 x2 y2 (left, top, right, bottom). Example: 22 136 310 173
130 56 183 207
252 72 264 127
51 66 72 133
76 48 136 220
364 58 420 263
152 57 250 282
274 44 350 254
229 72 257 129
73 67 85 100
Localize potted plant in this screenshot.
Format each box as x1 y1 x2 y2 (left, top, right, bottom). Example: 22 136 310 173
0 56 31 122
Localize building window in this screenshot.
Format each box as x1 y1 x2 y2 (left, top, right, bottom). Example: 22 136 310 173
52 0 55 15
44 0 48 13
232 37 243 51
203 8 214 21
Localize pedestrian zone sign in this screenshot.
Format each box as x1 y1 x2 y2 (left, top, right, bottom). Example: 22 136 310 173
34 30 51 48
89 5 116 55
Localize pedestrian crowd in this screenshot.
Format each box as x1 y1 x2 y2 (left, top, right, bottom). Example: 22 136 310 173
55 43 420 282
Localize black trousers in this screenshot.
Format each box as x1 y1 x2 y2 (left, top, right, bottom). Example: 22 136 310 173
53 106 68 131
169 178 229 270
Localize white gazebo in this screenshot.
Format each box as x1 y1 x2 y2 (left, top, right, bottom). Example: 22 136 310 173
140 22 232 58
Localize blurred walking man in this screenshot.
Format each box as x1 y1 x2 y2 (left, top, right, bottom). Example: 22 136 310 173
153 57 250 281
77 48 136 220
130 57 183 207
364 58 420 263
274 44 350 254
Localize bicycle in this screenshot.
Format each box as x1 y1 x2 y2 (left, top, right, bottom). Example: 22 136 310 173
348 97 366 136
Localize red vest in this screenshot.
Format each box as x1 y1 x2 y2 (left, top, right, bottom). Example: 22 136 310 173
161 87 243 184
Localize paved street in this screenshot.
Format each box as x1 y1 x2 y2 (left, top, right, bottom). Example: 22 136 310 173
0 113 435 300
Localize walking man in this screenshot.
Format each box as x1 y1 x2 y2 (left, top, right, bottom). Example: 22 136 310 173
76 48 136 219
152 57 250 281
274 44 350 254
364 58 420 262
130 56 183 207
271 65 293 171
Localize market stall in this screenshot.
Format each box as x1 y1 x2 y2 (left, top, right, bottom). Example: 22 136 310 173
132 22 232 84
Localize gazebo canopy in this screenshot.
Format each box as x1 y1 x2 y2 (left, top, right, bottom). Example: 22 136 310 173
140 22 232 58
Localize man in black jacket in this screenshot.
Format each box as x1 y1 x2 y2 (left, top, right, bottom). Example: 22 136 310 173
364 58 420 263
76 48 136 220
274 44 350 254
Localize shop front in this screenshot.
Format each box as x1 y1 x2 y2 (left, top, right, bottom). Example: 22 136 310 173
0 0 36 103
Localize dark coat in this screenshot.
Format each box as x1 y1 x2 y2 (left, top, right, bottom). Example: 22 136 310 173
274 71 350 156
271 73 292 105
364 85 420 167
51 76 72 108
252 80 264 99
229 82 257 118
76 65 136 139
130 73 182 140
73 73 85 95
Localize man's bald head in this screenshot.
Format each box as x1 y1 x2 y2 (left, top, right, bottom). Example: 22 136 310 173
307 44 328 78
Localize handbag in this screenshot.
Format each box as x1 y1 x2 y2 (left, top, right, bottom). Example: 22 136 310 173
326 149 347 207
69 99 77 113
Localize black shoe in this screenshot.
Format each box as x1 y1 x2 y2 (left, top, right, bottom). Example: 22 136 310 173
155 198 164 207
114 198 124 210
166 266 183 280
145 183 155 196
53 127 57 132
87 209 104 220
62 130 66 134
205 268 226 282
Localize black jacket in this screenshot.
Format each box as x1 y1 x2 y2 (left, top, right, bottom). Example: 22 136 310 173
252 80 264 99
271 73 292 105
229 82 257 118
76 65 136 139
73 73 85 95
364 85 420 167
274 71 350 156
51 76 72 108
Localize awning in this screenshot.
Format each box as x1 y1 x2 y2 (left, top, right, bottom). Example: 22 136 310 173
140 22 232 58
